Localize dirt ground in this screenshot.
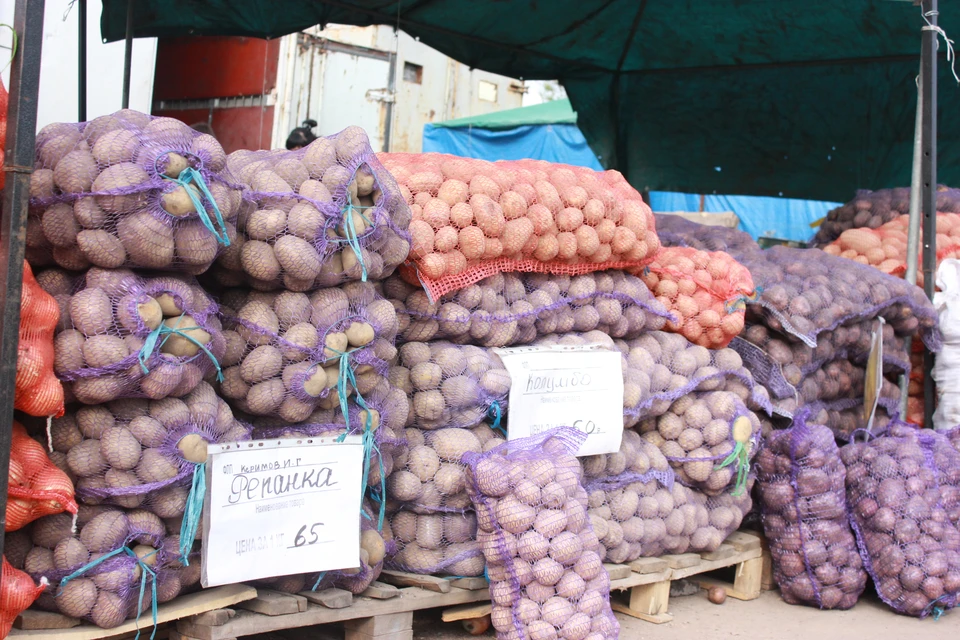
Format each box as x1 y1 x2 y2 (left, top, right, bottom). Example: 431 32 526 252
409 589 959 639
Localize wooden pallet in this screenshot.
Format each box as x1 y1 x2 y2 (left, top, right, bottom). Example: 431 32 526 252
9 584 257 640
175 573 490 640
608 529 767 623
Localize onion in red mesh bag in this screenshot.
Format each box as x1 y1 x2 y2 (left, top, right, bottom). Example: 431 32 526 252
384 269 672 347
638 391 760 496
16 261 65 418
213 127 411 290
841 422 960 617
463 428 620 640
387 423 503 515
0 555 47 637
633 246 754 349
7 421 78 532
756 412 866 609
41 267 225 404
218 281 397 424
28 110 241 273
379 152 659 301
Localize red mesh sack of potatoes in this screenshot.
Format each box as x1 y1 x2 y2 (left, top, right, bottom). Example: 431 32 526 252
378 152 660 301
823 214 960 289
0 555 46 637
633 246 755 349
7 421 78 532
0 77 7 191
16 261 64 418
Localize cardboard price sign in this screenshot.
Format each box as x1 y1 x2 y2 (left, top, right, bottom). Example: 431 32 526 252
201 436 364 587
495 344 624 456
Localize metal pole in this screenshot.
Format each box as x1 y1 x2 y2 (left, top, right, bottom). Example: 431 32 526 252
921 0 938 427
900 68 924 417
0 0 46 560
78 0 86 120
121 0 133 109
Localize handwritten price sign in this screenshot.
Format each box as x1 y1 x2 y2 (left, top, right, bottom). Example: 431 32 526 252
201 437 364 587
495 344 624 456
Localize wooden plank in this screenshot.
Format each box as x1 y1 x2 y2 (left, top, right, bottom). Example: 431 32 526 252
344 611 412 635
724 531 762 553
300 588 353 609
10 584 257 640
629 580 670 616
169 631 229 640
628 557 669 574
732 556 764 600
700 543 738 563
609 568 672 592
760 548 776 591
236 590 307 616
603 564 633 581
441 602 492 623
662 553 700 570
177 587 489 640
14 611 80 630
448 577 488 591
671 547 761 581
379 570 451 594
360 582 400 600
185 611 234 627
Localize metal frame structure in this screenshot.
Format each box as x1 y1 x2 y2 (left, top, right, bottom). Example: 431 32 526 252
921 0 939 427
0 0 46 569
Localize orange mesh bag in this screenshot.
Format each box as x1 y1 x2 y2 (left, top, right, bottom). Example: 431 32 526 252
16 261 64 418
908 341 924 426
0 556 46 637
823 213 960 288
632 246 755 349
378 153 660 301
7 421 78 532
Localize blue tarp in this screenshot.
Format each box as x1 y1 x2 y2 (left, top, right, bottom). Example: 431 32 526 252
422 123 603 171
647 192 841 244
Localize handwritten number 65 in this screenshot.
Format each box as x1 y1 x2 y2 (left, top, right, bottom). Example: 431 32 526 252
294 523 323 547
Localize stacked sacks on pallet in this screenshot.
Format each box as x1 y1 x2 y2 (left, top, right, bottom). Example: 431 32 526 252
212 127 411 290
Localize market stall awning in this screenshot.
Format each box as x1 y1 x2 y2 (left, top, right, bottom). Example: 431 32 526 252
100 0 960 201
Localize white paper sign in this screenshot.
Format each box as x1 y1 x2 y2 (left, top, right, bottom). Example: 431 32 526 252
201 436 364 587
495 344 624 456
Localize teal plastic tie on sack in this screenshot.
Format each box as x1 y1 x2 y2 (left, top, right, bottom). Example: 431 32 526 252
178 461 206 566
58 546 159 640
162 164 230 247
311 571 327 592
488 402 505 436
137 314 223 382
341 202 368 282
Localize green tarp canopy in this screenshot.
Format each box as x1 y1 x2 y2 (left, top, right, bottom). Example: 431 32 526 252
431 99 578 129
101 0 960 201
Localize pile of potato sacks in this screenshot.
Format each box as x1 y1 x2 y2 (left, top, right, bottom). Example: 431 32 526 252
13 109 958 635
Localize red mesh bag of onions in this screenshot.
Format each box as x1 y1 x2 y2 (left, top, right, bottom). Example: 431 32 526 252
8 421 78 532
756 412 866 609
379 152 660 302
633 246 755 349
0 555 47 637
463 427 620 640
16 261 65 418
841 422 960 617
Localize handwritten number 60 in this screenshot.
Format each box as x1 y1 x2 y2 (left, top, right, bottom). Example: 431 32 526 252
573 419 596 434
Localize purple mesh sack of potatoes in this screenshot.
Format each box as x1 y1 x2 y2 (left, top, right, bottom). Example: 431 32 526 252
653 213 762 256
257 500 394 594
387 423 504 515
807 400 893 443
638 390 761 496
383 269 673 348
213 127 411 290
39 267 225 404
50 382 249 520
931 426 960 527
386 509 484 577
756 412 866 609
737 246 940 351
218 281 398 423
810 187 960 247
27 110 242 273
17 507 194 628
841 422 960 617
463 427 620 640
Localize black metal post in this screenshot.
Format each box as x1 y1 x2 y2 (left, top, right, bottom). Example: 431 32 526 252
0 0 46 560
922 0 938 427
78 0 86 120
121 0 133 109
